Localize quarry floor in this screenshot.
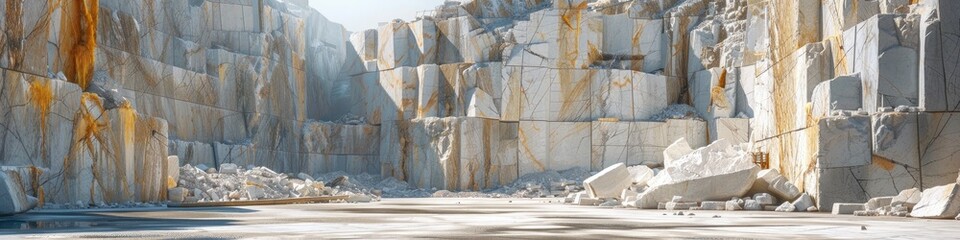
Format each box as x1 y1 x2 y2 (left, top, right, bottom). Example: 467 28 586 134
1 198 957 239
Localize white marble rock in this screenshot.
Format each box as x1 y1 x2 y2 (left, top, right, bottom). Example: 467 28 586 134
377 21 415 70
817 115 872 168
811 74 862 119
583 163 633 199
872 112 921 169
864 196 894 210
350 29 378 62
715 118 750 144
663 138 693 170
637 140 760 209
751 169 802 202
417 64 441 118
918 113 960 187
0 170 38 216
911 183 960 219
891 188 922 208
466 88 500 120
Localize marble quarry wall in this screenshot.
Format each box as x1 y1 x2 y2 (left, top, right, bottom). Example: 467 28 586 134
1 0 959 211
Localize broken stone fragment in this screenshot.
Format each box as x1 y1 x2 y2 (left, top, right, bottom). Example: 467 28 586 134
753 193 778 205
347 194 373 203
774 202 796 212
700 201 727 211
911 183 960 219
574 192 601 206
832 203 865 215
865 196 895 211
665 202 698 211
627 165 655 187
168 187 188 203
750 169 801 201
792 193 815 212
744 200 761 211
637 140 759 209
584 163 633 199
726 200 743 211
0 170 38 216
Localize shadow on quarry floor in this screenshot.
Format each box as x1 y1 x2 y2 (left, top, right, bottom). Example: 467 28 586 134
0 208 251 234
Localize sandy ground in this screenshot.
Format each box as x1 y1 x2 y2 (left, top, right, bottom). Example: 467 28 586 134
1 198 958 239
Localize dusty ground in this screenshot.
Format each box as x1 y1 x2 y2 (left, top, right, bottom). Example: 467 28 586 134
1 198 957 239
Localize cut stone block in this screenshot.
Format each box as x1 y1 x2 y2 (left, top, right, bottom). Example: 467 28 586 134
751 169 802 201
466 88 500 120
715 118 750 144
911 183 960 219
817 116 872 168
811 74 863 119
518 121 548 175
548 122 591 171
417 64 441 118
380 67 419 121
822 0 880 38
591 70 677 121
601 15 664 72
409 19 438 65
700 201 727 211
509 9 603 69
500 66 522 121
377 21 415 70
583 163 633 199
349 29 378 62
459 118 500 190
591 121 632 171
637 140 760 209
873 112 921 169
832 203 866 215
690 68 738 121
518 121 592 175
843 15 920 113
919 113 960 188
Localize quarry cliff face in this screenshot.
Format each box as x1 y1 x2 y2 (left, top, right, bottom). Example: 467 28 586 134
0 0 959 212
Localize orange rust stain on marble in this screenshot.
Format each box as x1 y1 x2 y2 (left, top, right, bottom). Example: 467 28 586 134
872 156 897 171
29 166 46 207
61 0 99 89
557 70 591 119
29 78 55 161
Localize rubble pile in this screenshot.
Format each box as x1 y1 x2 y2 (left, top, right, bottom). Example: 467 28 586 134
170 164 378 203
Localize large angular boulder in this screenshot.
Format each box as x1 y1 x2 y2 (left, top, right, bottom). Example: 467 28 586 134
911 184 960 219
636 140 760 209
0 169 38 216
583 163 633 199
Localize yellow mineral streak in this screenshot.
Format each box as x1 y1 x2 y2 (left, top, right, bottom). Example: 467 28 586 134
710 69 729 109
61 0 99 89
29 79 54 160
29 166 45 207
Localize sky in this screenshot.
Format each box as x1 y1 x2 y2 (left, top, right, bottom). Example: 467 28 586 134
310 0 448 32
